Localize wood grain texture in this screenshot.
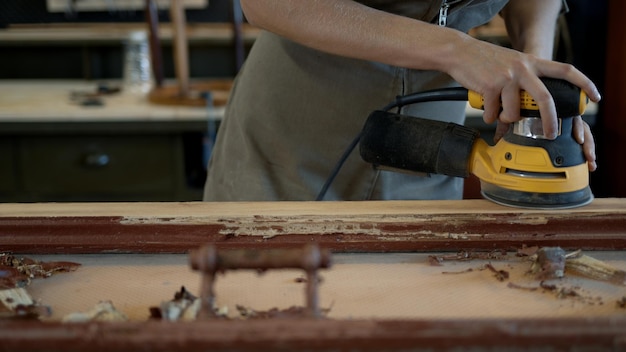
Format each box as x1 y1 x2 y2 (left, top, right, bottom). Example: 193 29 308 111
1 199 625 254
1 199 625 350
1 318 625 351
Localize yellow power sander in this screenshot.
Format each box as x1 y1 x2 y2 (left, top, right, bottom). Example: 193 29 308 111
359 78 591 209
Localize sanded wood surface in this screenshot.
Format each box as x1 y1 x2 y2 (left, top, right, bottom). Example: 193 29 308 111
1 199 625 254
1 199 625 351
3 250 626 351
2 198 623 217
24 252 626 322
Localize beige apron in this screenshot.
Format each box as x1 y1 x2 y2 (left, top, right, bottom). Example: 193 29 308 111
204 0 509 201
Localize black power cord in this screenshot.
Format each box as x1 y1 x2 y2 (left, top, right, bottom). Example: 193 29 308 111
315 87 470 201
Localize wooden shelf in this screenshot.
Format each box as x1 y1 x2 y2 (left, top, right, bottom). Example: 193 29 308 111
0 22 261 45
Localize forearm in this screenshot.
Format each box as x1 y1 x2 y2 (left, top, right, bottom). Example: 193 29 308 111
242 0 600 136
500 0 564 59
240 0 470 72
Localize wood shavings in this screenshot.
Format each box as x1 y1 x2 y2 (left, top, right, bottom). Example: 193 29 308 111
62 301 128 323
564 250 626 285
516 245 539 257
0 253 81 289
0 266 29 289
441 268 474 275
525 247 626 285
149 286 228 321
484 263 509 282
235 305 331 319
429 246 624 309
507 282 538 292
0 253 78 320
0 288 51 320
150 286 203 321
149 287 330 321
0 287 34 310
428 255 444 266
508 281 608 306
539 281 581 299
529 247 566 280
440 263 510 281
508 281 584 302
428 249 508 266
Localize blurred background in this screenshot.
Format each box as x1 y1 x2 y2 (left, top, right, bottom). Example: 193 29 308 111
0 0 623 203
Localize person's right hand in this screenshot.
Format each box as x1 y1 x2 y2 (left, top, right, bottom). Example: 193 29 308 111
493 114 597 172
443 39 601 141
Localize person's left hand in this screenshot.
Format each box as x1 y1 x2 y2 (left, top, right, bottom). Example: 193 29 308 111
493 116 597 172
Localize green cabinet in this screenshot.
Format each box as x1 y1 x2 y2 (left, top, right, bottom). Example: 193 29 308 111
1 122 207 202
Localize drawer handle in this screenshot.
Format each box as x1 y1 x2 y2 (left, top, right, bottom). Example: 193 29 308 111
83 153 110 168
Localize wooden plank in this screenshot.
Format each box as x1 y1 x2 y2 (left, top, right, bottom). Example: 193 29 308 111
1 200 625 351
1 199 625 254
23 252 626 321
2 198 624 217
1 318 625 351
0 23 261 44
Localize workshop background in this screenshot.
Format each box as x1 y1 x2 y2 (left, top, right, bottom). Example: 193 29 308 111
0 0 624 202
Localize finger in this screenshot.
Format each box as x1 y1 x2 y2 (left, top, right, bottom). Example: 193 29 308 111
572 116 585 144
521 76 558 139
508 69 558 139
493 121 510 143
498 83 520 124
481 91 501 125
537 61 602 102
581 121 597 172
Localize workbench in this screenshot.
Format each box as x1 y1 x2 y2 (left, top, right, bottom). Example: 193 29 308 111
1 199 625 351
0 80 221 202
0 78 599 203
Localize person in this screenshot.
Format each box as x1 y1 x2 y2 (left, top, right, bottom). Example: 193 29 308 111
203 0 601 202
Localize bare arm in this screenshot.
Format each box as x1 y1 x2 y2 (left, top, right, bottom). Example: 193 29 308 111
501 0 562 58
241 0 600 151
241 0 467 72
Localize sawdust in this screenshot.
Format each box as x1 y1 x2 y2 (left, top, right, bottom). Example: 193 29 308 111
430 248 626 309
148 286 331 321
1 253 81 289
1 253 81 320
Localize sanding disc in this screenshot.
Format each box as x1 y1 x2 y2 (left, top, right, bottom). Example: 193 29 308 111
480 182 594 210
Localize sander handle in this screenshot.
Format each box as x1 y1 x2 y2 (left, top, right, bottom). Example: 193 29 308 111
467 77 589 118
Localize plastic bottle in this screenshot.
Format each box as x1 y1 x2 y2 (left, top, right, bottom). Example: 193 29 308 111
123 30 153 95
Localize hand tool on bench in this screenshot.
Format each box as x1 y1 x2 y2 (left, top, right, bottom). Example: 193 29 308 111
190 244 332 318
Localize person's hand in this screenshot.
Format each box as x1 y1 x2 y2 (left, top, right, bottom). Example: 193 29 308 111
493 116 597 172
573 116 597 171
444 39 601 140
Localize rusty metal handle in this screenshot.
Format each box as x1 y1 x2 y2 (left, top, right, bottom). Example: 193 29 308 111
190 244 331 318
190 245 331 272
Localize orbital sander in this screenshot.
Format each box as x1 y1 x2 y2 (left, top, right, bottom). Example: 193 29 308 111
359 78 592 209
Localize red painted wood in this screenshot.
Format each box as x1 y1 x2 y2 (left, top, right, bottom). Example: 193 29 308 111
1 317 625 351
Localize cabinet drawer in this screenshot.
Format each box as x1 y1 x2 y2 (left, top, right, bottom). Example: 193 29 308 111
0 139 17 193
20 135 177 196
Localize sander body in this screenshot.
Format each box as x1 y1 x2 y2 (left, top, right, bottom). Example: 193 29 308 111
359 78 592 209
